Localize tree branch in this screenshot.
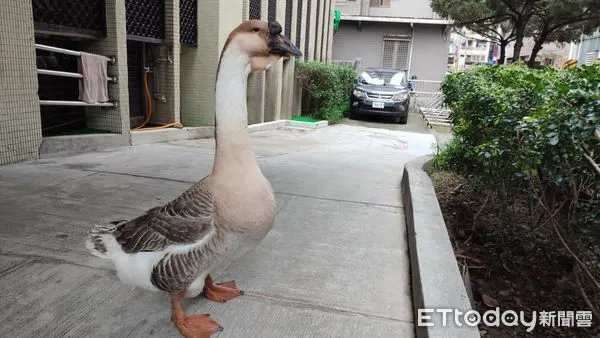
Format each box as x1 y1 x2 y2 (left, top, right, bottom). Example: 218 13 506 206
499 0 520 15
459 13 512 26
583 153 600 174
574 265 600 319
550 216 600 291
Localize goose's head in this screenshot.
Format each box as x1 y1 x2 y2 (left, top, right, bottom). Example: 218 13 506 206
221 20 302 72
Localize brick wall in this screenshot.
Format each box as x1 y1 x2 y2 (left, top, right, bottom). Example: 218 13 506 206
0 1 43 165
180 0 220 126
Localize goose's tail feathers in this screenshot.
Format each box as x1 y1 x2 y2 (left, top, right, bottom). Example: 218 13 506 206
84 221 126 259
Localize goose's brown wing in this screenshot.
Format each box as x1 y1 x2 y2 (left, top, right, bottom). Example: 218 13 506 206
112 179 215 253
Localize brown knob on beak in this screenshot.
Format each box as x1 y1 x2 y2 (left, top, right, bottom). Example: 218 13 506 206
268 21 302 57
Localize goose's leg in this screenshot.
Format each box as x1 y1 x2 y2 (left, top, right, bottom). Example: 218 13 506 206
170 292 223 338
203 274 244 302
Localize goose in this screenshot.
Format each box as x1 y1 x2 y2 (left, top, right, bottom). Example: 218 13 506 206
85 20 302 338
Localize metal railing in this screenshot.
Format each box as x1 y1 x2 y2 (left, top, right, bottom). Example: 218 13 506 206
409 80 452 128
331 58 361 70
35 43 117 108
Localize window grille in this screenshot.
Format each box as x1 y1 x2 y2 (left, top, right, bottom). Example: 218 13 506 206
304 0 311 58
284 0 293 38
249 0 261 20
295 0 303 48
382 39 410 70
125 0 165 42
320 1 327 58
314 0 320 59
32 0 107 38
179 0 197 45
268 0 277 22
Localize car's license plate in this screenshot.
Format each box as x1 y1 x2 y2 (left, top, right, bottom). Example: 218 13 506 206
372 101 385 109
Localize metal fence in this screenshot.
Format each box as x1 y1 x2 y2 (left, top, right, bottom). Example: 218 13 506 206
409 80 452 128
331 58 361 70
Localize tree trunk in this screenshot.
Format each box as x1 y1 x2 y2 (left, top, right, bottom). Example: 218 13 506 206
527 39 545 68
528 31 549 68
512 27 525 62
498 40 508 64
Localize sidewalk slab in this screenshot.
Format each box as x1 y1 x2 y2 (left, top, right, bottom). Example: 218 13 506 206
0 124 436 337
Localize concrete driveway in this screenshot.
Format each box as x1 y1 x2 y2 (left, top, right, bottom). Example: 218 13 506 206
0 123 437 337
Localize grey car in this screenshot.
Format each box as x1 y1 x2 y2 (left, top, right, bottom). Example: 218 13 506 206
348 68 411 124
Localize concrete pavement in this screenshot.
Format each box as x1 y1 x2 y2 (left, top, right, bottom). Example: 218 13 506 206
0 123 437 337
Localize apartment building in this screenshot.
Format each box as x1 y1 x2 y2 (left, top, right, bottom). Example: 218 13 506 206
0 0 333 165
572 31 600 66
332 0 451 81
448 30 494 72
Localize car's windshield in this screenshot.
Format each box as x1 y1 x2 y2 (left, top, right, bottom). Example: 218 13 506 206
359 70 405 87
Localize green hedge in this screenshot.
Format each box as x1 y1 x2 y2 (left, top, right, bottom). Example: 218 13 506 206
435 63 600 229
295 61 356 123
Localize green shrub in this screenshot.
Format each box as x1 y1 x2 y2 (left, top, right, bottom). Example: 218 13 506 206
295 61 356 123
434 63 600 230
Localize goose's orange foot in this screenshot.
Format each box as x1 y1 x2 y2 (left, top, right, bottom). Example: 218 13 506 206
203 274 244 302
171 293 223 338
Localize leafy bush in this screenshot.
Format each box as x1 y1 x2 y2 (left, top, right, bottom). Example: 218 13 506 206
435 62 600 231
295 61 356 123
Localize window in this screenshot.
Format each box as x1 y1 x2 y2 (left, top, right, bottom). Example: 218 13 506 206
381 38 410 70
359 69 407 87
370 0 391 7
584 51 600 65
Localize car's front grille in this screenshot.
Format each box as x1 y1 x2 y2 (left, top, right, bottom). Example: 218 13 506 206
367 93 393 99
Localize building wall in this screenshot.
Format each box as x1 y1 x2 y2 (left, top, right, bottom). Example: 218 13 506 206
410 24 448 81
335 0 442 19
152 0 181 125
0 0 42 165
332 22 412 72
332 21 448 81
81 0 131 135
574 31 600 65
180 0 220 126
368 0 442 19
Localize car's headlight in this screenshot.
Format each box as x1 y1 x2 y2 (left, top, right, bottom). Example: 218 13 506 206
353 89 366 98
392 92 408 100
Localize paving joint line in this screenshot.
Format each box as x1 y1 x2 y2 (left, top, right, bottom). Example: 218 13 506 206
241 291 414 324
43 168 404 209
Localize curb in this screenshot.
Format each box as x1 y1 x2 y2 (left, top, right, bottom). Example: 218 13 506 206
401 154 480 338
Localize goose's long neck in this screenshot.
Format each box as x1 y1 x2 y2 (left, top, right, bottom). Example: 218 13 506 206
212 50 258 176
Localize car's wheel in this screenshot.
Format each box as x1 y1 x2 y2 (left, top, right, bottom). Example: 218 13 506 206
398 115 408 124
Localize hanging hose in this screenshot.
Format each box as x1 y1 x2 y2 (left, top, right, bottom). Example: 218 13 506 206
131 69 183 131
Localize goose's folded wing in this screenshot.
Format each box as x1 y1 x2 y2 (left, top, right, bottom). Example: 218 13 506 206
112 183 215 253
